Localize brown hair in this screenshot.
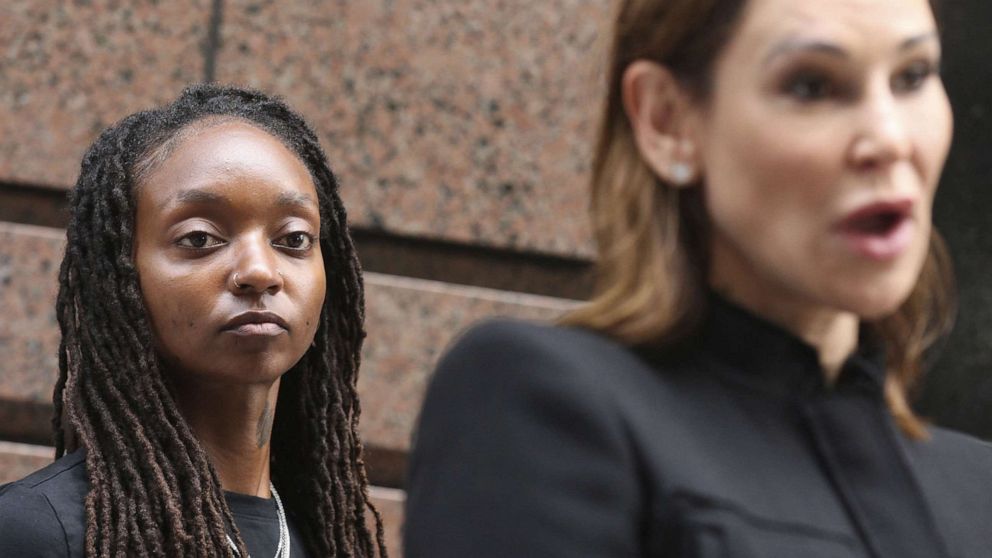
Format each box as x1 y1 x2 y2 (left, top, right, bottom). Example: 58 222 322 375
563 0 954 437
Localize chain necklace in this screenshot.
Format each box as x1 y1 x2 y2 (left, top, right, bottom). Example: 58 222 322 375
227 482 290 558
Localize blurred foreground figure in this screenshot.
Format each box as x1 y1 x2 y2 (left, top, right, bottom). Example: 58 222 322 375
405 0 992 556
0 85 386 557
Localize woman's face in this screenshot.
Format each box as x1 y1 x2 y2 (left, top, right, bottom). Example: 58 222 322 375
134 120 326 384
690 0 950 320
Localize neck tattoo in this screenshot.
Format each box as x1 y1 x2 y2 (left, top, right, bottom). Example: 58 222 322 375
256 399 274 449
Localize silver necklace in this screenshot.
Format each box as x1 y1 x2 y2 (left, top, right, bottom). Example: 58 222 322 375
227 482 290 558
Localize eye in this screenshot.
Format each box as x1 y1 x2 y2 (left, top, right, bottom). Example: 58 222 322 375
892 60 937 93
275 231 315 251
177 231 224 249
782 71 836 102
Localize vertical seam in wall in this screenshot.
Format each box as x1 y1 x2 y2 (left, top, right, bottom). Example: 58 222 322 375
203 0 223 82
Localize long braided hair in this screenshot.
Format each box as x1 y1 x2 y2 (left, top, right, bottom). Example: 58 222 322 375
52 84 386 557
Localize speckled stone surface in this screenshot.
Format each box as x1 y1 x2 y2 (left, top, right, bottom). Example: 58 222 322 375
0 223 575 455
359 272 574 452
0 1 209 188
0 441 53 483
0 223 63 404
217 0 609 257
368 486 406 557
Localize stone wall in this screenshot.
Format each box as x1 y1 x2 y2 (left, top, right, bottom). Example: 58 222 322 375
1 1 990 555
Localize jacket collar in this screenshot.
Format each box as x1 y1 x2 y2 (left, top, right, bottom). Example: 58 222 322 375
695 291 887 399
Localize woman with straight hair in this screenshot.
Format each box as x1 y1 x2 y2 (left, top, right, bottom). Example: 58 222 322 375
405 0 992 556
0 84 386 557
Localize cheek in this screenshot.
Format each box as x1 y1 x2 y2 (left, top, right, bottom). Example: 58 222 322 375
137 261 169 330
912 95 953 191
136 258 213 353
703 116 839 243
300 258 327 337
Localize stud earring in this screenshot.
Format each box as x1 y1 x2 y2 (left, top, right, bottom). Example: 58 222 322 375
670 162 693 186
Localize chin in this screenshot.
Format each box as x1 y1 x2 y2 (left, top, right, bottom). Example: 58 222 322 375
833 275 919 321
185 352 301 384
817 242 929 321
233 356 300 382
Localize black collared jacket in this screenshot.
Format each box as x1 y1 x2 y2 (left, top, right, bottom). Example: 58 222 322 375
405 296 992 557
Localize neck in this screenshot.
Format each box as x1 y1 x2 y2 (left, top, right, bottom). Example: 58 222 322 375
171 376 280 497
710 276 859 384
793 309 860 382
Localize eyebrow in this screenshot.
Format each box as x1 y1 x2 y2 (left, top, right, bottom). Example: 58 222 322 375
164 189 317 210
171 188 228 207
276 191 317 209
762 32 939 67
899 32 939 51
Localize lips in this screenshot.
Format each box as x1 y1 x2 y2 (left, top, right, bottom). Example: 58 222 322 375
221 310 289 337
836 199 915 261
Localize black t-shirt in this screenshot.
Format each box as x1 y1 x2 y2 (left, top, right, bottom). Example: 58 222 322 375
0 451 310 557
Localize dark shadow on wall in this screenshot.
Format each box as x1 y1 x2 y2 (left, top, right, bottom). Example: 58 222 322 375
916 0 992 440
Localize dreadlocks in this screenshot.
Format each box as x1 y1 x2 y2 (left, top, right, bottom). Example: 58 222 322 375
52 83 387 557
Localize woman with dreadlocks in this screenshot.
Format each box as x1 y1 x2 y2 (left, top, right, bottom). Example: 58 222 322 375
0 84 385 557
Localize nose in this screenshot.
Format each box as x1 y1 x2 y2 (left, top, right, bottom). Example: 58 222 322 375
229 233 283 295
849 82 913 171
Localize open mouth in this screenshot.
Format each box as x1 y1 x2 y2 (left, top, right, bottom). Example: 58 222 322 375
837 200 915 261
844 209 907 236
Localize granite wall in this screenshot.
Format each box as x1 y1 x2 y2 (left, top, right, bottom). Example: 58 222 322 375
1 0 991 554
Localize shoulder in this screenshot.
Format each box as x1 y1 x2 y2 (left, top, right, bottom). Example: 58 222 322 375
5 450 88 492
434 318 654 396
446 317 633 358
906 427 992 541
426 318 688 426
417 318 672 460
917 425 992 471
905 425 992 506
0 452 87 557
419 319 662 445
408 320 650 555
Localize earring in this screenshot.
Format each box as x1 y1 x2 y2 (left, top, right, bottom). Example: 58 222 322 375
669 162 693 186
233 272 244 289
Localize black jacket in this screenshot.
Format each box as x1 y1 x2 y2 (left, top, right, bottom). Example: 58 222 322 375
405 296 992 557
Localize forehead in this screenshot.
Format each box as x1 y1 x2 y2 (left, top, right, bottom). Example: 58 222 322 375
137 120 317 207
731 0 937 51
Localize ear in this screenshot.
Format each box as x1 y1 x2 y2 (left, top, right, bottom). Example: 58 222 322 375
622 60 701 188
